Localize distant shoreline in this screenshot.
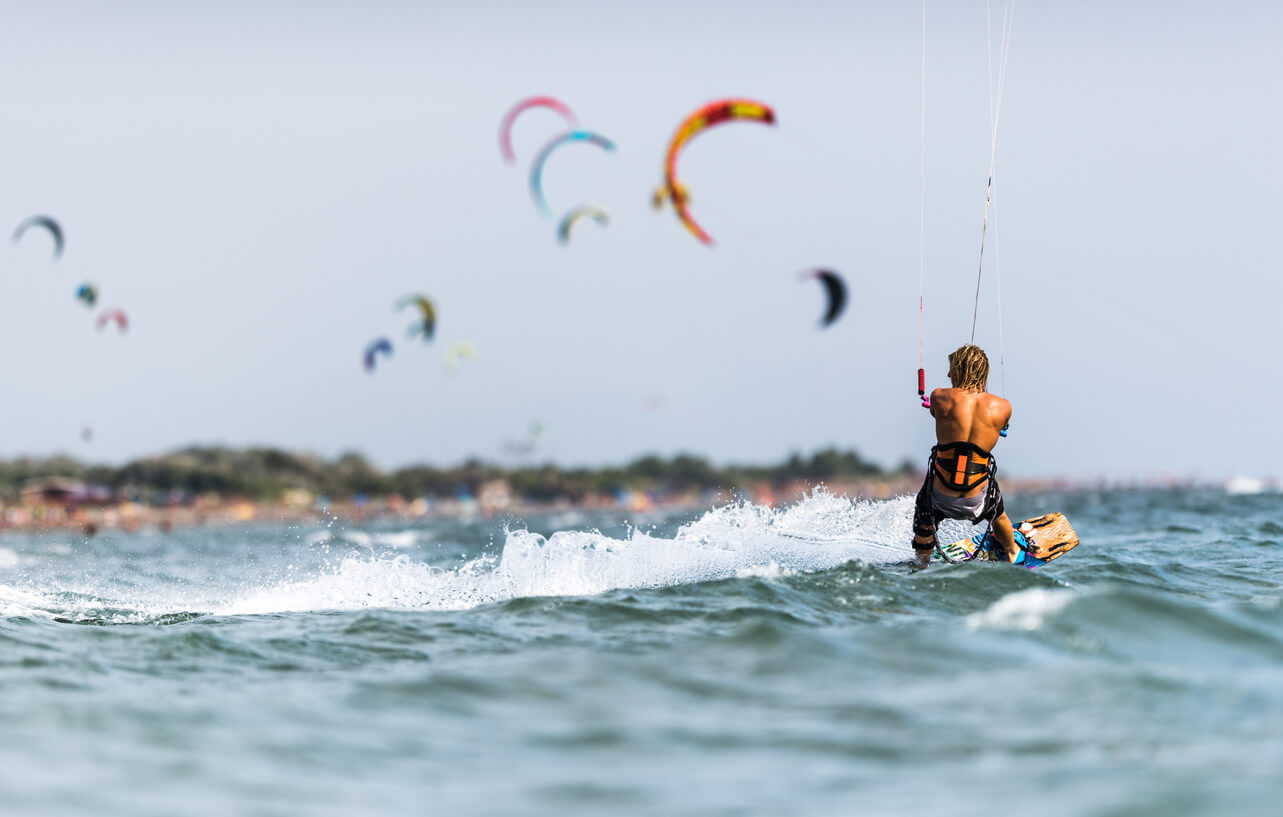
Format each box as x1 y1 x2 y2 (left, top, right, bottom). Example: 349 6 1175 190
0 469 1234 537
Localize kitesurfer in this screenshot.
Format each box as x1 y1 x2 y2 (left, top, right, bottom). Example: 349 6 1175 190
911 344 1016 566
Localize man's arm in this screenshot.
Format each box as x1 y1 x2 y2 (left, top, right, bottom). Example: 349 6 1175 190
987 396 1012 440
929 388 949 419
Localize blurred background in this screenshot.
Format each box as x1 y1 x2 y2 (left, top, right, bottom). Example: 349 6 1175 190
0 0 1279 483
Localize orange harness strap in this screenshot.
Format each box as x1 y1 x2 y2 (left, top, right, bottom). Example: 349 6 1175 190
930 442 993 492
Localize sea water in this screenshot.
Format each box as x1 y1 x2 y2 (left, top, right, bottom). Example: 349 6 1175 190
0 488 1280 816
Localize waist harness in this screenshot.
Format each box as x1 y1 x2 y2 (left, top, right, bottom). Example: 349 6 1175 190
930 441 994 492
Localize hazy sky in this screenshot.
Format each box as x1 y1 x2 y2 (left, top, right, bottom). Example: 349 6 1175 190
0 1 1279 480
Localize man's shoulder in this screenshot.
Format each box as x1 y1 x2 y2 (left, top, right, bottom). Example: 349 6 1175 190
929 387 956 412
982 391 1013 420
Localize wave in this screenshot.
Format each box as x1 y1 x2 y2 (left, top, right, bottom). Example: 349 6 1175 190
966 583 1283 663
967 587 1076 632
220 489 914 615
0 584 56 618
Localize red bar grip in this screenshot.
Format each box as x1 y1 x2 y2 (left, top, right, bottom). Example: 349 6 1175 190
917 368 925 396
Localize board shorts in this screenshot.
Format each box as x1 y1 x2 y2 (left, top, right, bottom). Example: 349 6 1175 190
912 466 1005 551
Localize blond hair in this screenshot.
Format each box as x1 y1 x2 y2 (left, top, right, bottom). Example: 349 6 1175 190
948 345 989 392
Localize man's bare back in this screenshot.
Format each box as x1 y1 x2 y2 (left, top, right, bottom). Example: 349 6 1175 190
928 387 1010 497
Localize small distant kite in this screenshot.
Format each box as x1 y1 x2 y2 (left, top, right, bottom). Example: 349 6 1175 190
502 420 545 459
76 282 99 308
395 294 437 341
654 99 776 245
81 426 94 443
499 96 578 164
529 131 616 219
364 338 393 372
12 215 64 259
96 309 129 333
557 205 609 244
798 268 847 328
443 340 477 372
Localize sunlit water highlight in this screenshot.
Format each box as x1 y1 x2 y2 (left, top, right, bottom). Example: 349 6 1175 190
1 488 1280 816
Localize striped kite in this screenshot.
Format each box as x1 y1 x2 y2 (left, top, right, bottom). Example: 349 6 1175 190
396 294 437 341
529 131 616 219
96 309 129 334
443 340 477 372
76 282 100 309
557 205 609 244
363 338 393 372
654 99 776 246
499 96 577 164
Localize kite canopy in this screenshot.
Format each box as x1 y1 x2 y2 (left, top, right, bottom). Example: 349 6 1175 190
96 309 129 333
76 282 100 308
529 131 616 219
556 205 610 244
499 96 577 164
363 338 393 372
655 99 776 245
798 269 847 328
443 341 477 371
396 294 437 341
12 214 65 259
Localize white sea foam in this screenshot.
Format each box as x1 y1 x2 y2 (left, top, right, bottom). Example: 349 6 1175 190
967 587 1076 632
373 530 421 549
735 562 795 579
1225 476 1271 495
0 584 55 617
305 530 334 547
219 489 915 615
341 530 373 548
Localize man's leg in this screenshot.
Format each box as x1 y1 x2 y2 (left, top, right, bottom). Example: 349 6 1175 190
912 538 935 567
912 480 939 567
991 512 1018 562
982 478 1018 562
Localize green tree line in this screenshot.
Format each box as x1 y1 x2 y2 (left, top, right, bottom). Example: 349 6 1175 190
0 446 911 504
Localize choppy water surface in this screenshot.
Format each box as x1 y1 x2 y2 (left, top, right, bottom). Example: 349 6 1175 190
1 488 1280 816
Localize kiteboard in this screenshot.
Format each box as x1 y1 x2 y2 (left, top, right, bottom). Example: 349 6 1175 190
937 512 1079 570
